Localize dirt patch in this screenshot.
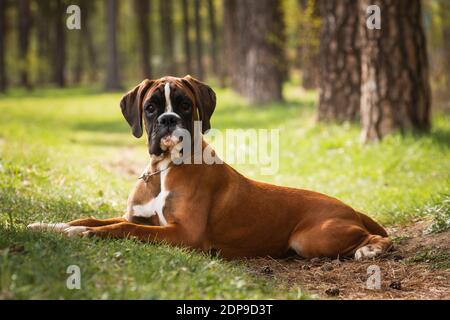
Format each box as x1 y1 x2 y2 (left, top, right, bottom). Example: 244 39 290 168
105 147 148 177
244 219 450 299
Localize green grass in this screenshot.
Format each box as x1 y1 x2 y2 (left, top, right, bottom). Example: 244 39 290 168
0 85 449 299
406 248 450 269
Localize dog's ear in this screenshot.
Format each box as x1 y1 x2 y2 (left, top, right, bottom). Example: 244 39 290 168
182 75 216 133
120 79 154 138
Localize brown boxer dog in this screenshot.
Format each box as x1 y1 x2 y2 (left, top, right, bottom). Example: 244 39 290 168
28 75 392 260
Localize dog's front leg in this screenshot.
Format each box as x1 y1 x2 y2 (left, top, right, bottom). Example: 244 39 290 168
83 223 189 246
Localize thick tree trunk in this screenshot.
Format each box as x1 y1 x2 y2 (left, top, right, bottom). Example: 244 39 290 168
359 0 431 142
0 0 6 92
159 0 175 76
229 0 285 104
134 0 152 79
18 0 31 89
317 0 360 122
206 0 218 76
53 0 66 87
181 0 192 75
194 0 204 80
105 0 122 91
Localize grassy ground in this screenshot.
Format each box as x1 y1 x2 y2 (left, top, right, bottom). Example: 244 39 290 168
0 85 448 299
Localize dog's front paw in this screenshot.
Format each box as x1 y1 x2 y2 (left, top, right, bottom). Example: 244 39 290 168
27 222 70 233
63 226 89 238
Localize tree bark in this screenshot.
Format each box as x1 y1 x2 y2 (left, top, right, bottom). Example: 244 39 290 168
159 0 175 76
105 0 122 91
0 0 6 91
194 0 204 80
359 0 431 142
229 0 285 104
181 0 192 75
206 0 218 76
17 0 31 89
317 0 361 122
134 0 152 79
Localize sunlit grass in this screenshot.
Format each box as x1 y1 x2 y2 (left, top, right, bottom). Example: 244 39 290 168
0 84 448 298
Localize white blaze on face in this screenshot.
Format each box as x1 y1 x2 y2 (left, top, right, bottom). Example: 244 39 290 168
164 83 173 112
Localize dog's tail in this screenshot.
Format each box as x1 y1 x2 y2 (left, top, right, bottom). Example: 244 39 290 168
357 212 388 237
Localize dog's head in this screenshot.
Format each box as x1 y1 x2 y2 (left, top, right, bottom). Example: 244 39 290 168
120 75 216 156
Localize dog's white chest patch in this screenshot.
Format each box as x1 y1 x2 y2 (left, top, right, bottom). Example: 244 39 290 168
132 160 171 226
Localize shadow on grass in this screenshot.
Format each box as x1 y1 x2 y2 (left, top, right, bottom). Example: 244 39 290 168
428 128 450 149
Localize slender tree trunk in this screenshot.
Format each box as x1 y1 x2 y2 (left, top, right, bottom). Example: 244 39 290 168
53 0 66 87
134 0 152 79
297 0 320 89
223 0 241 87
0 0 6 92
73 32 84 84
359 0 431 142
83 1 99 82
159 0 175 75
206 0 218 75
223 0 238 86
317 0 360 122
440 1 450 91
229 0 285 104
105 0 122 91
181 0 192 75
18 0 31 88
35 0 51 84
194 0 204 80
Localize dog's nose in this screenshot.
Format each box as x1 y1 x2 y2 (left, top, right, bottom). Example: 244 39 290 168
157 112 181 127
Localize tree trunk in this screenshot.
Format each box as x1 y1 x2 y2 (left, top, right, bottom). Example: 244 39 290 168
18 0 31 89
297 0 320 89
134 0 152 79
35 0 51 84
440 1 450 91
181 0 192 75
83 0 99 82
317 0 360 122
230 0 285 104
159 0 175 75
73 31 84 84
105 0 122 91
53 0 66 87
0 0 6 92
206 0 218 76
194 0 204 80
359 0 431 142
223 0 238 86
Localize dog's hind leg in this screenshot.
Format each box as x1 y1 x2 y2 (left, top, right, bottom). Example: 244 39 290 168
67 217 127 227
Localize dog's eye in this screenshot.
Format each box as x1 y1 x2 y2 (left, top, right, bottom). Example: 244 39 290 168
145 104 156 113
181 102 191 112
